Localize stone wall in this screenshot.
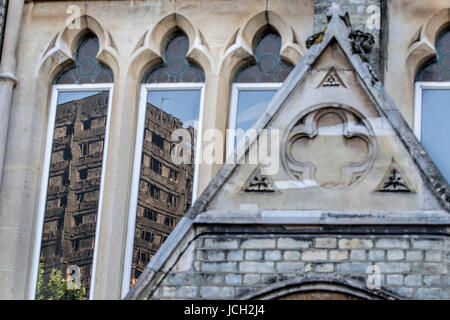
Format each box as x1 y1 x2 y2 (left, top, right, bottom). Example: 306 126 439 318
314 0 382 73
149 226 450 300
0 0 7 61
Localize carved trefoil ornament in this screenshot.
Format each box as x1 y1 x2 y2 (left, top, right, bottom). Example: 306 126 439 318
284 105 376 189
376 160 414 193
244 169 276 192
317 67 347 88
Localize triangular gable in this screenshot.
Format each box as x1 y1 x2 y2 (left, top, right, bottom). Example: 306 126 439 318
202 4 450 215
126 4 450 300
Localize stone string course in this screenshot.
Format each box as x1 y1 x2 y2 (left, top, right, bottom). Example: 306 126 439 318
150 233 450 300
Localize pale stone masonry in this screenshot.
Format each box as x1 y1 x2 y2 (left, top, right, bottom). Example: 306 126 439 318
149 232 449 300
127 5 450 301
1 0 450 300
314 0 382 72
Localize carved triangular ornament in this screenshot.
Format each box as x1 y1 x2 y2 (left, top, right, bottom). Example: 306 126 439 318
243 169 276 193
376 161 414 193
317 67 347 88
128 4 450 301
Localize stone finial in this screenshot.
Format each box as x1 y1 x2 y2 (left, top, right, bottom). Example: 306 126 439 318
325 2 352 28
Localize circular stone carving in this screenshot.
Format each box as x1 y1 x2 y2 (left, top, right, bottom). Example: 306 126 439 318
284 105 376 189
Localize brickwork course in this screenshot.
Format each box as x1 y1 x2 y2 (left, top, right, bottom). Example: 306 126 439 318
151 232 450 300
126 4 450 301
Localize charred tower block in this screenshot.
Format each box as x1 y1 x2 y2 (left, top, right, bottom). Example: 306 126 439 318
131 103 194 284
40 92 109 293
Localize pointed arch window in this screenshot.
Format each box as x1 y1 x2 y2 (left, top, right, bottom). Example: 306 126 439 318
125 30 205 294
414 27 450 183
54 33 114 84
142 32 204 83
234 29 293 83
228 28 294 155
34 32 114 299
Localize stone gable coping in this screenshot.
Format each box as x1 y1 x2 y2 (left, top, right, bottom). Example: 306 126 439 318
125 3 450 300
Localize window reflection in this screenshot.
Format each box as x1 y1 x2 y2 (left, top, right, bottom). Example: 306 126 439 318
415 28 450 183
130 89 201 286
37 91 110 299
236 90 277 132
229 28 294 153
421 89 450 182
129 29 204 288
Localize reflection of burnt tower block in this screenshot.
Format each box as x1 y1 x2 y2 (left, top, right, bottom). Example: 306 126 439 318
40 92 109 293
131 103 194 283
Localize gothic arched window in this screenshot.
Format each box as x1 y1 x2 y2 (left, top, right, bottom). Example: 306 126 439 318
142 32 204 83
126 31 205 291
414 27 450 183
234 29 293 83
54 33 114 84
36 32 114 300
228 28 294 155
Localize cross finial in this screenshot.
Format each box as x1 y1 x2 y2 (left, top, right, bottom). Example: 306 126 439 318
325 2 352 28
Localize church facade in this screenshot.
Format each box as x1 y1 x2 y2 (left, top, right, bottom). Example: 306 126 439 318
0 0 449 300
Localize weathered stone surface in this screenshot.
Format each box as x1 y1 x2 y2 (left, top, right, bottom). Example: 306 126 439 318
406 251 424 261
201 262 237 273
283 251 302 261
368 250 385 261
203 239 239 250
4 0 448 301
315 238 337 249
339 239 374 249
240 261 275 273
329 250 349 261
245 250 263 260
241 239 276 249
350 250 367 260
387 250 405 261
315 263 334 273
387 275 403 286
375 239 410 249
199 286 235 299
302 250 328 261
264 250 282 261
404 275 422 287
276 261 305 273
125 3 450 302
277 238 311 249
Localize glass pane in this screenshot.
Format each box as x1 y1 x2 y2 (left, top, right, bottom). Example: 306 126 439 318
422 89 450 182
54 33 113 84
130 89 201 286
36 90 110 300
234 90 277 148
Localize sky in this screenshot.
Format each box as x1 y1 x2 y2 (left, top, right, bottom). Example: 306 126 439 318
57 91 103 104
147 90 201 130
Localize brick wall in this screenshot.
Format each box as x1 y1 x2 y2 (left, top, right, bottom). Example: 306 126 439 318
149 228 450 300
314 0 382 73
0 0 7 62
